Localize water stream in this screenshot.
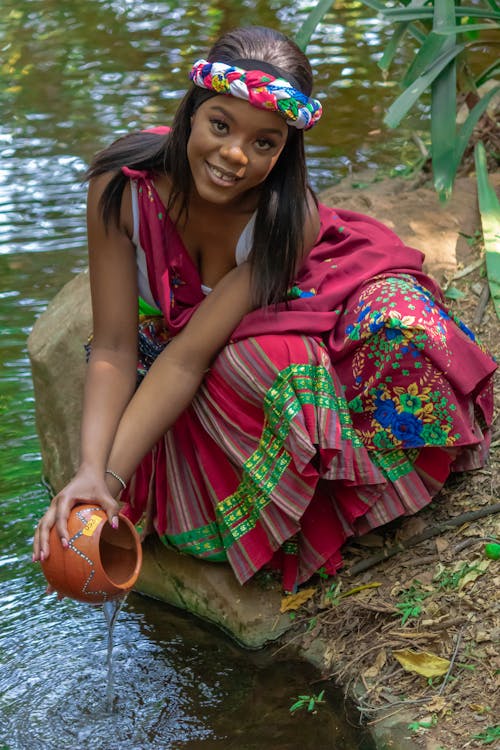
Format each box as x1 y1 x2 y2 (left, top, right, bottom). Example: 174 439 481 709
0 1 425 747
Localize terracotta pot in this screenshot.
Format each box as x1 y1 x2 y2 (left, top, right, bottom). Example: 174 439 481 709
41 503 143 603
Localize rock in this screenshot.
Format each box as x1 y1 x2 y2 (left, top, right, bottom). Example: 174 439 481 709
27 270 92 492
136 535 292 649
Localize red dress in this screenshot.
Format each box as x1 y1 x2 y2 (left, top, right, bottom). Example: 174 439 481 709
119 165 496 592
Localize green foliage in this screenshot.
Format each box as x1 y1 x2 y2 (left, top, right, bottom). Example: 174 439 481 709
475 141 500 320
296 0 500 318
408 714 438 732
395 580 431 625
472 725 500 745
289 689 326 714
324 581 342 605
434 560 481 589
295 1 499 197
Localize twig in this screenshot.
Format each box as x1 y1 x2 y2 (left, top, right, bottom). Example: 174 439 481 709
452 536 498 553
439 627 464 696
347 503 500 576
452 257 485 280
473 283 490 326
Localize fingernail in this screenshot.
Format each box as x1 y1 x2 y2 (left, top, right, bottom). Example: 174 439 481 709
61 538 68 549
40 552 45 562
111 517 119 530
32 553 36 562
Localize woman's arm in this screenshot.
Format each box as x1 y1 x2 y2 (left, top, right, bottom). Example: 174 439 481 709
33 173 139 560
107 261 253 484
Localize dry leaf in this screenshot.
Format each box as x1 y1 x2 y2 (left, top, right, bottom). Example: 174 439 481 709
425 695 447 713
280 587 316 613
363 649 387 679
435 537 450 554
397 516 427 541
393 649 450 678
458 560 490 590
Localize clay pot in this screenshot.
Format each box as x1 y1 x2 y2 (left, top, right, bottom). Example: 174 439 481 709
41 503 142 603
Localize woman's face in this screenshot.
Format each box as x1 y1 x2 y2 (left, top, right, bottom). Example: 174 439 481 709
187 94 288 208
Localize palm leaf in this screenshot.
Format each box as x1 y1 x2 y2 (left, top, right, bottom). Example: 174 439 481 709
402 30 446 86
384 7 500 20
295 0 334 51
430 0 458 201
454 85 500 167
436 22 500 33
383 42 466 128
475 59 500 87
379 21 410 71
474 142 500 321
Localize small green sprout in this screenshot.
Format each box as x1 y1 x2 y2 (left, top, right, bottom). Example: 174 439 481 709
289 690 325 715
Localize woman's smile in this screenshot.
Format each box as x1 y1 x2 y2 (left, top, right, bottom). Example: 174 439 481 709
187 95 288 206
205 161 242 185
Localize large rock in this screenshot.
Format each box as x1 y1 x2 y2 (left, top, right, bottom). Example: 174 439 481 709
28 269 92 491
136 535 292 649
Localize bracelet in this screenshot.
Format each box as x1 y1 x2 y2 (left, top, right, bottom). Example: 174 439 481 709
105 468 127 491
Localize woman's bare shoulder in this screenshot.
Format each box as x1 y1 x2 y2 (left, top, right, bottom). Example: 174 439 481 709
87 171 133 239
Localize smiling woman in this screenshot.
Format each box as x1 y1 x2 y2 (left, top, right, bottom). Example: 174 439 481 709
32 25 496 595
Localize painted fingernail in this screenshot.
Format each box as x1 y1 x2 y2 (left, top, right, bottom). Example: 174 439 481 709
61 538 68 549
111 517 119 530
40 552 45 562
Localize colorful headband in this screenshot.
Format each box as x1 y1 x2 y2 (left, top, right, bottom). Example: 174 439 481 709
189 59 322 130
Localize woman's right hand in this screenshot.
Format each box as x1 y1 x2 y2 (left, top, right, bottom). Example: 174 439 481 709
32 466 122 562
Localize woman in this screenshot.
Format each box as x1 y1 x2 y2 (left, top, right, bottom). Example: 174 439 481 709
33 26 496 592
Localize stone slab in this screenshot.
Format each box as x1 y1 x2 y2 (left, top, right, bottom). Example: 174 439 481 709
135 535 293 649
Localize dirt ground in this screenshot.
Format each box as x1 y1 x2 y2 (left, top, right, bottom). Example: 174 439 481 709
276 178 500 750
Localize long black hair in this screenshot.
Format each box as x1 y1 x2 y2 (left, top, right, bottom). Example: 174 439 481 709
86 26 316 307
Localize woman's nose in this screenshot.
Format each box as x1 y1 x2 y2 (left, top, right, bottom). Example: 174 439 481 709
220 144 249 166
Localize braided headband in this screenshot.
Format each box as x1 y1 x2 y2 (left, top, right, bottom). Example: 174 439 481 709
189 59 322 130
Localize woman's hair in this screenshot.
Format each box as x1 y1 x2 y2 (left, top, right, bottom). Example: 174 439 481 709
86 26 316 307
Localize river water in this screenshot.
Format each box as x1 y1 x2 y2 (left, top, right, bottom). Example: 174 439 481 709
0 0 424 747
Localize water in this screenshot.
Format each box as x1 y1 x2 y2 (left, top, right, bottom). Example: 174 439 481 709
0 0 426 747
103 598 127 710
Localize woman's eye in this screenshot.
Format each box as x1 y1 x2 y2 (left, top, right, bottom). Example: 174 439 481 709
255 138 273 151
210 119 228 134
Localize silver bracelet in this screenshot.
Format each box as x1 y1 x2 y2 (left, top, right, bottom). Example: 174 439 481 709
105 468 127 491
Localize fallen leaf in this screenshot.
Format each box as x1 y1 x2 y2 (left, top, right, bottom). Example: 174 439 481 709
339 582 381 599
393 649 450 678
425 695 447 713
363 648 387 679
280 587 316 613
397 516 428 541
458 560 490 590
435 537 449 554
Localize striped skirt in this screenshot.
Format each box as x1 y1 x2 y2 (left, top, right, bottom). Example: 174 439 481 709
121 275 494 592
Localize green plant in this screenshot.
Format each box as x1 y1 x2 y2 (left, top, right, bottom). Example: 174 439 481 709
408 714 438 731
475 141 500 319
297 0 500 202
296 1 500 319
289 689 326 714
324 581 342 605
472 725 500 745
395 580 432 624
